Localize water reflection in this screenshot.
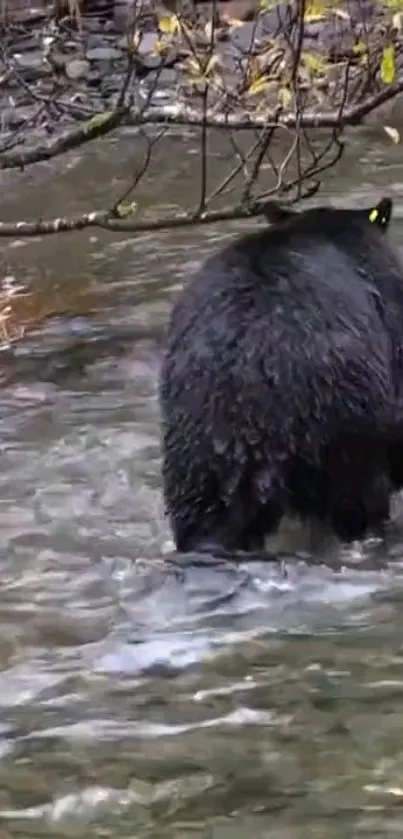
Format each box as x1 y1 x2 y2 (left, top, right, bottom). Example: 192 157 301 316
0 129 403 837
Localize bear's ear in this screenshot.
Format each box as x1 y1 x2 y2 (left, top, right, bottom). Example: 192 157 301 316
367 197 393 232
258 201 297 224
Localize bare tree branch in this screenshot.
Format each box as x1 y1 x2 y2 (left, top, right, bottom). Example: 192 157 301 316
125 79 403 130
0 202 295 238
0 105 130 170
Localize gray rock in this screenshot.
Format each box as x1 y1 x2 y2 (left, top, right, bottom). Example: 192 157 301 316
1 105 37 129
86 46 122 62
113 2 131 33
12 50 49 83
136 31 178 71
65 58 90 80
13 51 45 71
87 33 111 51
82 18 106 34
104 20 118 33
138 31 161 58
227 19 265 53
12 35 38 53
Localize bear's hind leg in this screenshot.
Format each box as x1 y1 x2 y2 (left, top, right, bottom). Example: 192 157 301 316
175 501 283 558
169 473 284 558
327 437 392 543
388 442 403 492
237 495 284 553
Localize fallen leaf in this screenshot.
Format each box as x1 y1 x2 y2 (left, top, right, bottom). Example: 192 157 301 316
203 54 220 76
278 86 292 107
154 39 169 55
384 125 400 143
392 11 403 30
86 112 112 131
380 44 396 84
159 15 180 36
246 74 271 95
304 0 326 21
302 50 327 74
222 16 245 28
353 41 367 55
331 6 350 18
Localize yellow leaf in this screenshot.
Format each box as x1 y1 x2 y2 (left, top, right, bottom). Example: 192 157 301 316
222 16 245 28
304 0 326 21
278 86 292 108
304 11 325 20
245 56 264 84
154 39 169 55
186 57 200 74
259 0 276 9
228 16 244 27
184 53 219 78
115 202 137 219
302 51 326 74
384 125 400 143
353 40 367 55
331 6 350 18
203 54 220 76
159 15 180 35
381 44 396 84
246 74 271 95
86 112 112 131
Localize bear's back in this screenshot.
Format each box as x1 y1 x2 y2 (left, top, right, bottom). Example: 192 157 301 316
162 208 392 460
166 210 387 350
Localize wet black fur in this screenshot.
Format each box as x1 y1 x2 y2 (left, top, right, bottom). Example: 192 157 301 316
159 198 403 555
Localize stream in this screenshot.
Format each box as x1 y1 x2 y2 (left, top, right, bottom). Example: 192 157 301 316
0 126 402 838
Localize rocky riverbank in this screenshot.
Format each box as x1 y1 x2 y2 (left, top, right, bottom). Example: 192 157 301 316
0 0 402 165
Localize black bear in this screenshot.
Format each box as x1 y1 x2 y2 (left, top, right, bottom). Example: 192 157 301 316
159 197 403 556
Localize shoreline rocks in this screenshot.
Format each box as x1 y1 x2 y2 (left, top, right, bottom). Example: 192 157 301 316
0 0 402 163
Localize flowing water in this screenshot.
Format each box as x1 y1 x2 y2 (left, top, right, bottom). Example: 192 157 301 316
0 126 403 839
